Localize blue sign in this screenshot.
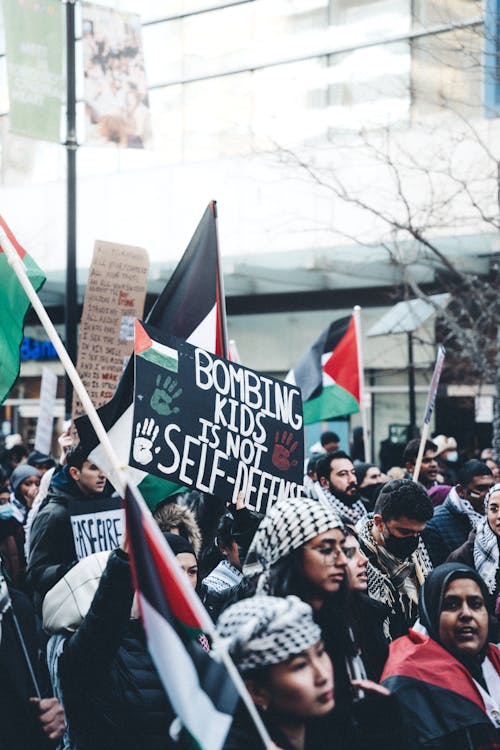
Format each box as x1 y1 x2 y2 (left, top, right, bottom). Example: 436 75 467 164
20 337 58 361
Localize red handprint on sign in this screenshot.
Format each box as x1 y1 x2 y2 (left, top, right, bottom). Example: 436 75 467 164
272 430 298 471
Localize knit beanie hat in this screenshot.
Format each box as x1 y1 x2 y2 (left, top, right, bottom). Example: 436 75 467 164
217 595 321 672
163 531 196 558
243 495 343 577
10 464 41 493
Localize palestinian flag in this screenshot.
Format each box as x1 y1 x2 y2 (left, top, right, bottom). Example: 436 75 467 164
76 202 228 509
0 216 46 404
125 483 238 749
286 315 361 425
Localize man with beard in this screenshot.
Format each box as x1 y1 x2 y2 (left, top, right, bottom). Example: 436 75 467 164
356 479 434 640
315 451 367 524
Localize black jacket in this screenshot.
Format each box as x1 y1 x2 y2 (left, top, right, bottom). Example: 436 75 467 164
59 549 176 750
0 588 53 750
222 703 329 750
422 495 473 567
27 469 122 598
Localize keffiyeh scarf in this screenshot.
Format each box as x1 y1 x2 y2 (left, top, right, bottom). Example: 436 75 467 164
474 483 500 594
202 559 242 594
356 516 432 629
316 484 367 524
448 486 483 531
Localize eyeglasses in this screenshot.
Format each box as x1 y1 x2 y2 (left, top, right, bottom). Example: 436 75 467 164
303 544 346 565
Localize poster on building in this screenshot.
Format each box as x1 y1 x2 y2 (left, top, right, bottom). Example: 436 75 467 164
35 366 58 454
2 0 64 142
72 241 149 420
82 2 152 148
130 321 304 513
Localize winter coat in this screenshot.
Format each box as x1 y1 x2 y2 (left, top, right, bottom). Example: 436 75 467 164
0 588 53 750
422 495 473 567
382 629 500 749
27 468 122 599
59 549 176 750
222 703 329 750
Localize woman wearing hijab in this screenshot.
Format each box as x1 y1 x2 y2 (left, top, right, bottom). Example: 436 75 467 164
217 594 337 750
381 562 500 749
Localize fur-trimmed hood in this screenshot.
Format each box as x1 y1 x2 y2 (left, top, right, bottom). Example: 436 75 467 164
153 502 202 557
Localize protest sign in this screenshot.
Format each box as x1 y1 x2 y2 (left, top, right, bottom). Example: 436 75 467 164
73 240 149 420
68 496 124 561
129 321 304 513
34 366 58 454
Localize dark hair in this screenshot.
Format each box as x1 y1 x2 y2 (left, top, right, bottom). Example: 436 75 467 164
321 431 340 447
403 438 437 465
374 478 434 523
265 547 313 601
457 460 493 487
307 453 322 474
66 445 88 471
316 451 352 482
354 462 376 485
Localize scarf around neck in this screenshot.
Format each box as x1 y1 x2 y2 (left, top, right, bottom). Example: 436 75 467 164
316 484 367 524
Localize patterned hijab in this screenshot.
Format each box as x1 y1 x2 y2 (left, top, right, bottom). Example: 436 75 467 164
473 483 500 594
217 595 321 672
243 495 344 579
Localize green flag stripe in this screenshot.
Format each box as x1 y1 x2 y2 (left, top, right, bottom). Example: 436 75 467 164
138 348 178 372
303 383 359 425
137 472 187 512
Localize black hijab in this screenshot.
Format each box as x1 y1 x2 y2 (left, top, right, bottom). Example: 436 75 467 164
419 562 491 687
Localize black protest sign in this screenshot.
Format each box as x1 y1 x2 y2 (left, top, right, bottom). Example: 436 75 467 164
129 321 304 513
68 496 125 560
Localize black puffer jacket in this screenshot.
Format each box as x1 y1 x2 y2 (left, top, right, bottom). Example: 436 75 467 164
59 549 176 750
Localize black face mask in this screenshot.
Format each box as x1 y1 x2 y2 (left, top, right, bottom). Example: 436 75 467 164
384 530 419 560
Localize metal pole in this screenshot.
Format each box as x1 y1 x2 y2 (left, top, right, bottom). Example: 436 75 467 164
408 332 416 438
65 0 77 419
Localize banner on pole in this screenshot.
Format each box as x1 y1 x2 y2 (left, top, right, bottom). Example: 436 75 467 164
3 0 64 142
82 2 152 148
130 321 304 513
423 345 446 424
72 241 149 421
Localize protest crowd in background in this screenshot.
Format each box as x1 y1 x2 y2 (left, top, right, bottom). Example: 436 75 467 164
2 207 500 750
2 425 500 750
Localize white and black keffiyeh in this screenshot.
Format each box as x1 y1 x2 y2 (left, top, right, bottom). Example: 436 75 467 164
315 483 367 525
474 483 500 594
448 486 483 531
217 595 321 672
243 495 343 578
202 559 242 594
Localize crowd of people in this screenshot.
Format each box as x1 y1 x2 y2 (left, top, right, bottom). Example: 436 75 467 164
1 427 500 749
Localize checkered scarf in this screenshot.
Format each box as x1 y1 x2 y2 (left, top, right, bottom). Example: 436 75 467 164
474 483 500 594
243 495 343 579
356 516 432 627
448 486 483 531
217 595 321 672
315 483 367 524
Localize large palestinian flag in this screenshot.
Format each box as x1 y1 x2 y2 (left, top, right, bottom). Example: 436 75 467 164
0 216 46 404
76 202 228 509
287 315 361 425
125 482 238 749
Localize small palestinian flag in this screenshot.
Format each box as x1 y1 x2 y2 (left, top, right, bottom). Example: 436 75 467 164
125 483 238 750
0 216 46 404
287 315 361 425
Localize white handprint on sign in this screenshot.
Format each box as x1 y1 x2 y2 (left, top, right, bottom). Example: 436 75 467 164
133 417 160 466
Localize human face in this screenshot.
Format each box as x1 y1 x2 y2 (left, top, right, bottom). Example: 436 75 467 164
70 461 106 495
302 528 347 596
360 467 383 488
342 535 368 591
439 578 488 659
265 641 334 719
459 474 495 513
487 491 500 537
373 514 427 557
416 450 438 486
486 460 500 482
0 491 11 506
320 458 357 500
19 476 40 508
176 552 198 590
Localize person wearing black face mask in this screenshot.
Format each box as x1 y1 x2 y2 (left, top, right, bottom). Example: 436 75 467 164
356 479 434 640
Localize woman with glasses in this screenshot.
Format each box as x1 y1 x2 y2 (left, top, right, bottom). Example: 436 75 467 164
244 497 397 715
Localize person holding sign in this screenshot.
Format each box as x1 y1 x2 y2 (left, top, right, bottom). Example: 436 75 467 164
28 445 123 600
